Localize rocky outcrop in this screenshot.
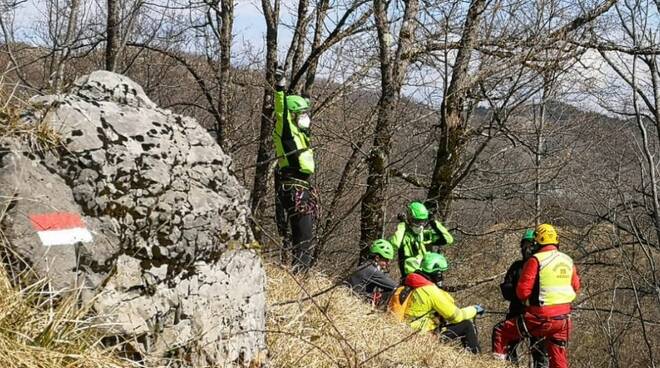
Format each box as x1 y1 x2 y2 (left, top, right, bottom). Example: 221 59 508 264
0 71 266 366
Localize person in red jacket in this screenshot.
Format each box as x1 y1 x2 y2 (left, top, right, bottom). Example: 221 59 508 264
492 224 580 368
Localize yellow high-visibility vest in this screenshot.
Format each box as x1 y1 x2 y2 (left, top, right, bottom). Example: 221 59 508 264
535 250 576 306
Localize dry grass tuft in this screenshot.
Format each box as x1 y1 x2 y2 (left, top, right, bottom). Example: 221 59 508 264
0 104 63 151
0 266 136 368
266 262 509 368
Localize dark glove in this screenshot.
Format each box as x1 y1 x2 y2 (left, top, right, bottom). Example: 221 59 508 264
475 304 485 316
275 66 286 88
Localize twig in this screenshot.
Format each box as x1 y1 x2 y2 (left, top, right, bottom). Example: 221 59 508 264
443 272 505 292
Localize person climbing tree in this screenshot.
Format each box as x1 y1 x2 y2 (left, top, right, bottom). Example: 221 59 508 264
404 252 484 353
347 239 398 306
493 224 581 368
389 201 454 278
272 66 318 273
492 229 549 368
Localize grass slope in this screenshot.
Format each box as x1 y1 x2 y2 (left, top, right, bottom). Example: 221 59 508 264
266 262 509 368
0 268 135 368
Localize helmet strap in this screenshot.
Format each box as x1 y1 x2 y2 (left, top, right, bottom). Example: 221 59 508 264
530 242 542 254
430 271 443 285
521 240 535 259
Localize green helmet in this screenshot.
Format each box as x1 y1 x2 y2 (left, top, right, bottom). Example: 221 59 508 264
420 252 448 274
369 239 395 260
286 95 310 113
522 229 535 241
520 229 537 259
407 201 429 222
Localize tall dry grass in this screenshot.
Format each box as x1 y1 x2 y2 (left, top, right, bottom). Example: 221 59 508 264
0 266 137 368
266 262 509 368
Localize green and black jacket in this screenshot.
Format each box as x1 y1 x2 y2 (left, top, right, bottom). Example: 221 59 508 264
389 220 454 276
272 86 315 181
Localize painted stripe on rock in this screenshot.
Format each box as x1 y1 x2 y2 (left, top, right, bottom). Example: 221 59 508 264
30 212 85 231
37 228 93 246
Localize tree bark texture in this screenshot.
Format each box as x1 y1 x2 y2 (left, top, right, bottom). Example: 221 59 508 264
359 0 419 260
216 0 234 148
105 0 119 71
53 0 80 93
427 0 487 218
251 0 280 242
285 0 309 94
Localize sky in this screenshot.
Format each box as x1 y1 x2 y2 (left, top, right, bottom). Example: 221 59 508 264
10 0 274 52
234 1 269 48
5 0 644 115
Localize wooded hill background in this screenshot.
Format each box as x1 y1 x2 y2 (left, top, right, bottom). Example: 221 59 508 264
1 0 658 366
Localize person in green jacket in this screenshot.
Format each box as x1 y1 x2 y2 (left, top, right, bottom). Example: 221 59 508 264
272 67 317 273
389 201 454 277
404 252 484 353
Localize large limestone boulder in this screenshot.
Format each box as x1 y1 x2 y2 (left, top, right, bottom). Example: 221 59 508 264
0 71 266 367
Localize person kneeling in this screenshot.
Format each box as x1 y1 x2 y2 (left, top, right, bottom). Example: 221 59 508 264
404 252 484 353
347 239 398 306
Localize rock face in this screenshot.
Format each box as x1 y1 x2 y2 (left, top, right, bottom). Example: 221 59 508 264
0 71 266 366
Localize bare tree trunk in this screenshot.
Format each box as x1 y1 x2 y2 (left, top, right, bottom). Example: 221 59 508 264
116 0 144 74
360 92 396 258
534 101 544 224
53 0 80 93
426 0 487 218
288 0 370 93
649 59 660 169
534 75 552 224
649 57 660 248
284 0 309 94
302 0 329 96
105 0 118 71
216 0 234 148
251 0 279 242
359 0 418 260
632 56 660 253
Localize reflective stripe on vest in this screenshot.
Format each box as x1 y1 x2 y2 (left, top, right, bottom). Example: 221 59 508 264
535 250 576 306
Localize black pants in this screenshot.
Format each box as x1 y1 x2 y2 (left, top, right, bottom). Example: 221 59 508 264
492 319 549 368
440 320 481 354
275 180 315 273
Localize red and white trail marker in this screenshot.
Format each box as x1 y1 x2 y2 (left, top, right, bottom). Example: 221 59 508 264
29 212 93 246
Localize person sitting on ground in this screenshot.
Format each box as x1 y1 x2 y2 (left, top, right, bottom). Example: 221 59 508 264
492 229 549 368
347 239 398 306
404 252 484 353
389 201 454 278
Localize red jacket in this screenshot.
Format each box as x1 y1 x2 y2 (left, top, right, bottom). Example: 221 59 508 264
516 245 581 317
404 272 434 288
